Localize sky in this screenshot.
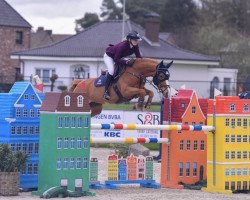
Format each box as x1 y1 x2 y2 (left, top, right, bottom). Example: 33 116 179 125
6 0 103 34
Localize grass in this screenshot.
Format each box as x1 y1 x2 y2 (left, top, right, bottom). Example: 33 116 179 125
103 103 161 112
90 143 160 151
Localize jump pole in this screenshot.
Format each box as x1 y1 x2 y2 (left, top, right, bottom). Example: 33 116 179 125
90 137 169 144
91 124 215 132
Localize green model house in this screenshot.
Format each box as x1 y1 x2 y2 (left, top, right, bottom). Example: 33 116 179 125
37 92 93 197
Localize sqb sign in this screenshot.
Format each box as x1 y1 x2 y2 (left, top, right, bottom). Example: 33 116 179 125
137 112 160 125
104 131 121 137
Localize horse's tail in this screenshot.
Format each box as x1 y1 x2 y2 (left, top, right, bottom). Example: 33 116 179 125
68 79 83 92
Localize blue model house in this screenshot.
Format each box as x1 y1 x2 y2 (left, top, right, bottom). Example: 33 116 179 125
118 158 127 180
0 82 44 189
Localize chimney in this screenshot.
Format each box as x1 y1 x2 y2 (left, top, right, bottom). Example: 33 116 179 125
144 12 160 46
37 27 44 32
45 30 52 35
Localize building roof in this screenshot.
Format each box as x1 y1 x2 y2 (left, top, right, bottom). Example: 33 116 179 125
0 0 31 28
41 92 90 113
12 20 219 62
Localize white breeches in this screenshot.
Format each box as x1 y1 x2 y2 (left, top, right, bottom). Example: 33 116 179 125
103 53 115 76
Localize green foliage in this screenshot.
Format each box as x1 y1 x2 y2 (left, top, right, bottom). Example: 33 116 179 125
0 144 29 172
113 144 129 158
101 0 123 20
57 85 68 92
75 13 100 31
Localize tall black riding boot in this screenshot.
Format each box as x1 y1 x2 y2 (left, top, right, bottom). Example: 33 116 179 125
103 73 113 100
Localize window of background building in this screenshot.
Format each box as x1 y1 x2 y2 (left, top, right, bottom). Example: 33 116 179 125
35 69 55 83
15 31 23 44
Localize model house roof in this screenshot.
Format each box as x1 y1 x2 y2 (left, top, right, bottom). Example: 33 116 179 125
0 0 31 28
41 92 90 113
12 20 219 63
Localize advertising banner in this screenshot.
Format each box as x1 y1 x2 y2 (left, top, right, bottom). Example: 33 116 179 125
91 110 160 138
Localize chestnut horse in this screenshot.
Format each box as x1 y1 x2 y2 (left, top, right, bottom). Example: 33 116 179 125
69 58 173 116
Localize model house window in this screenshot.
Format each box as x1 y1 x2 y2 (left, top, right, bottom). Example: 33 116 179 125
77 137 82 149
84 117 89 128
237 151 241 159
22 144 27 153
200 140 205 150
230 104 235 111
78 117 82 128
181 103 185 108
231 119 235 128
192 121 195 125
243 119 247 128
70 158 75 169
179 140 184 150
11 126 15 134
243 151 247 159
199 122 203 125
243 135 247 142
178 162 183 176
37 109 40 117
17 126 21 134
30 95 35 100
231 168 235 176
194 140 198 150
237 135 241 142
225 168 230 176
23 126 28 134
27 164 32 174
76 158 81 169
225 118 229 126
184 121 188 125
193 162 197 176
58 117 63 128
83 157 88 169
243 168 247 176
57 158 62 170
186 140 191 150
237 119 241 126
24 94 28 100
35 126 39 134
70 138 75 149
225 182 229 190
64 95 71 107
33 164 38 174
231 135 235 142
35 143 39 154
30 109 35 117
23 109 28 117
71 117 76 128
63 158 68 169
243 104 249 112
35 68 55 83
16 109 21 117
191 106 196 114
231 151 235 159
231 181 235 190
57 138 62 149
65 116 70 128
225 151 229 159
83 137 88 149
64 138 69 149
186 162 190 177
16 31 23 44
77 95 84 107
30 126 34 134
28 143 33 154
237 168 241 176
10 144 15 152
225 134 229 142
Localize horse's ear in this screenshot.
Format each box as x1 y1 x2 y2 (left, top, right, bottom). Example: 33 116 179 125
166 60 173 69
160 60 164 65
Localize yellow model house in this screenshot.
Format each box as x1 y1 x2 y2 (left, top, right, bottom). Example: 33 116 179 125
204 96 250 194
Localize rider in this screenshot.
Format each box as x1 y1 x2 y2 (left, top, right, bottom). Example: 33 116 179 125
103 30 142 100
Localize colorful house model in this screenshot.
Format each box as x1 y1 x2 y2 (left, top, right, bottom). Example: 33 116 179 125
137 155 145 180
0 82 44 189
127 154 137 180
161 89 208 188
204 96 250 193
90 158 98 182
118 158 127 180
145 156 154 180
107 154 118 180
37 92 91 195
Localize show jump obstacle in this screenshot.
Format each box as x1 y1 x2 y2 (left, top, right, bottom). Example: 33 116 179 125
90 137 169 144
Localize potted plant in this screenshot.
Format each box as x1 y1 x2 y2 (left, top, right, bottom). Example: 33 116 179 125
0 144 29 196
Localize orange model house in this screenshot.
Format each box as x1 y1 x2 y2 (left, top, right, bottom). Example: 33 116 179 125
127 154 137 180
161 89 208 188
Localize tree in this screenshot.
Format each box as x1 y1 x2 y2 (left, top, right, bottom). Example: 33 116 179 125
100 0 123 20
75 12 100 32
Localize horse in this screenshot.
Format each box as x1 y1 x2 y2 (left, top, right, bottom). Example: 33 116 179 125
69 58 173 116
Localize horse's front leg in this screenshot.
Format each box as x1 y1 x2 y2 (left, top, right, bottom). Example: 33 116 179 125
123 87 147 110
144 87 154 109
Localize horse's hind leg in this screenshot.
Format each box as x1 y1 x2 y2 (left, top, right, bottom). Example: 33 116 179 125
89 102 103 117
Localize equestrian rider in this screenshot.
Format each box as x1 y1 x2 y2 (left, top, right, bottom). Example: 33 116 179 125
103 30 142 100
